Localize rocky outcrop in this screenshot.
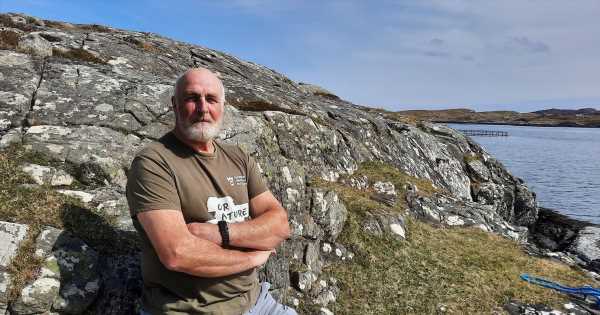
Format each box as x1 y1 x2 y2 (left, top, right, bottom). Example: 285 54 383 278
1 12 594 315
529 208 600 274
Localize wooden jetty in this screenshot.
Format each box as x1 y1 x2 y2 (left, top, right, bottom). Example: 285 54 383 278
458 129 508 137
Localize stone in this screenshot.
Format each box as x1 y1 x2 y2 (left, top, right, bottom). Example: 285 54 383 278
319 307 335 315
373 181 396 196
310 189 347 242
17 32 52 57
570 226 600 263
0 129 22 148
57 190 95 203
292 271 317 293
407 193 528 242
465 158 490 181
361 212 406 240
21 163 74 186
0 222 29 268
513 184 538 226
304 242 322 273
11 277 61 315
0 221 29 311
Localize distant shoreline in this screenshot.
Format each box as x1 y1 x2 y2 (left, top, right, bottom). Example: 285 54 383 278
385 108 600 128
435 120 600 128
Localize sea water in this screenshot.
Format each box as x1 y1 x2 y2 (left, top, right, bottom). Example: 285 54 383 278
447 123 600 224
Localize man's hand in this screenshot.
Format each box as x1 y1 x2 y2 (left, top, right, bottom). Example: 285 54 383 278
187 222 221 245
249 249 276 266
188 191 291 251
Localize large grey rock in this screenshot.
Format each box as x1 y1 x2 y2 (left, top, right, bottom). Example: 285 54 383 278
362 212 406 240
570 226 600 263
408 192 528 243
0 222 29 268
0 50 38 133
21 163 74 186
23 125 149 188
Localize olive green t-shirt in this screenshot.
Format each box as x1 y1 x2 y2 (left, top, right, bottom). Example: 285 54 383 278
126 132 268 315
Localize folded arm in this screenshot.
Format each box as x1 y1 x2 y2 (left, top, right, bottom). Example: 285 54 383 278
187 190 291 250
138 209 273 278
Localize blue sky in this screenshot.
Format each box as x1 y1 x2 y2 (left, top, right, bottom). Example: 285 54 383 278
2 0 600 112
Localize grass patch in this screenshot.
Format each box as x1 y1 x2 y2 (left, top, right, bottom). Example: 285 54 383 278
52 47 106 64
5 227 43 302
312 161 596 314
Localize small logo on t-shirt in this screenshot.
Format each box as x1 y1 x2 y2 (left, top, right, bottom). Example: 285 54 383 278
206 196 249 224
226 175 247 186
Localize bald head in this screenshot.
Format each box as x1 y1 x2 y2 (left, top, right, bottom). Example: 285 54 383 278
171 68 226 146
173 68 225 105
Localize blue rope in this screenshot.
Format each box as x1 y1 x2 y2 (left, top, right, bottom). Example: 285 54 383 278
520 274 600 307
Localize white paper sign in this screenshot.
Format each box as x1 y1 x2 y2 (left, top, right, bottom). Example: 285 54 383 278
206 196 250 224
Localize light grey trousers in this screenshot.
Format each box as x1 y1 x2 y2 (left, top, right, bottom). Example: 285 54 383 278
140 282 298 315
243 282 297 315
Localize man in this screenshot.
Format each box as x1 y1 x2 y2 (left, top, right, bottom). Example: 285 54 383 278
126 68 296 315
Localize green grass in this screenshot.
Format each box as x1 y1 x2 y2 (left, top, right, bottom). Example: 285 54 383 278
0 145 138 302
312 162 597 314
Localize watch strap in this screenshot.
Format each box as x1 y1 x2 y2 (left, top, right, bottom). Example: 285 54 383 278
218 220 230 247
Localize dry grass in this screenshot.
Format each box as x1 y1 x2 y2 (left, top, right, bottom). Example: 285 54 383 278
0 29 20 50
5 228 43 301
52 47 106 64
311 162 597 314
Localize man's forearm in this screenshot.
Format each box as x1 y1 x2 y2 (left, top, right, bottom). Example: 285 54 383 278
187 206 290 250
164 233 271 277
229 207 290 250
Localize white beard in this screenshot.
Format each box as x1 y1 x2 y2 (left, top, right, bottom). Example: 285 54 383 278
180 119 223 143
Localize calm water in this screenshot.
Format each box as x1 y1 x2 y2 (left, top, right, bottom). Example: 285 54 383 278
447 123 600 224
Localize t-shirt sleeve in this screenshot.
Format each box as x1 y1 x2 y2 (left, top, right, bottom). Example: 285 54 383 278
246 155 269 199
126 154 182 218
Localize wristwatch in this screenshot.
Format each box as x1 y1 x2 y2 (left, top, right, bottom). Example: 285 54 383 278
218 220 230 247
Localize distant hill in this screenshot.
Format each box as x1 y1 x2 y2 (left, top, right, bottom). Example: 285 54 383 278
532 108 600 116
387 108 600 127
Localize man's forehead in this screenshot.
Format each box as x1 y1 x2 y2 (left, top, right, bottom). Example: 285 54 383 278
176 68 223 92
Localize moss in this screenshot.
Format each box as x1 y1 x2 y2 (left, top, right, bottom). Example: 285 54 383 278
43 258 60 274
310 161 597 314
52 47 106 64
